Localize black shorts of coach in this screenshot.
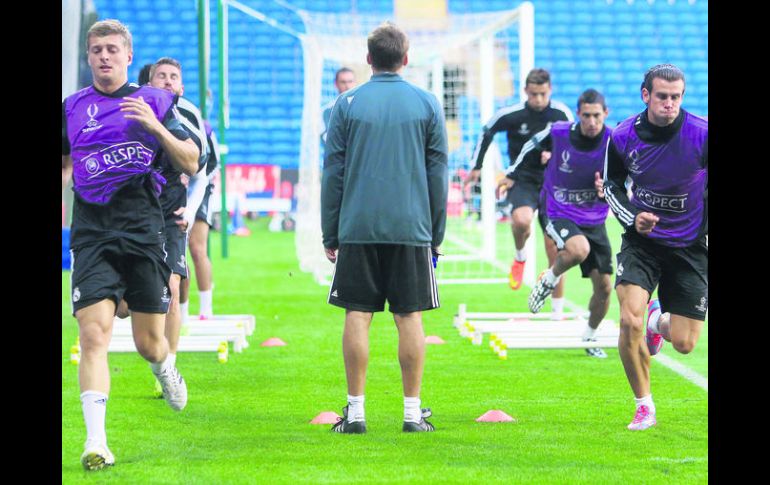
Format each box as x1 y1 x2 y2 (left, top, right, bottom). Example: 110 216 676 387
164 224 189 279
328 244 439 314
506 179 548 232
195 183 215 227
544 218 613 278
615 231 708 321
69 238 172 316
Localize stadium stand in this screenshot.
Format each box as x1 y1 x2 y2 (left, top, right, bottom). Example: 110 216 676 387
91 0 707 168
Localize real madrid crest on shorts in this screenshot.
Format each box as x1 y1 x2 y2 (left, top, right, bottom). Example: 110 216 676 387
560 228 569 238
695 296 707 312
73 287 81 302
617 263 624 276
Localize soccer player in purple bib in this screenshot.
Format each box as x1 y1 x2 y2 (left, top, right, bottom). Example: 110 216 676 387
603 64 707 431
466 69 573 310
62 20 201 469
499 89 614 359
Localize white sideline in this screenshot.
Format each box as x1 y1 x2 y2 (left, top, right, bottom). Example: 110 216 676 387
482 257 708 391
560 298 708 392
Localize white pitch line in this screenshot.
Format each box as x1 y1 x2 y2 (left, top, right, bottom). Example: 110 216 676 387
561 287 708 392
652 354 708 391
486 255 708 392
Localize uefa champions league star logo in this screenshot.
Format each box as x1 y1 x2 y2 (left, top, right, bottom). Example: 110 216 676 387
558 150 573 173
628 149 642 174
86 104 99 127
85 158 100 175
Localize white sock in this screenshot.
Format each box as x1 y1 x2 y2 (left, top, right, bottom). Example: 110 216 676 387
167 352 177 368
551 297 565 315
404 396 422 423
180 301 189 324
514 249 527 262
583 325 597 340
347 394 365 422
81 391 108 445
543 268 562 286
199 289 213 318
634 394 655 413
150 353 173 375
647 307 662 333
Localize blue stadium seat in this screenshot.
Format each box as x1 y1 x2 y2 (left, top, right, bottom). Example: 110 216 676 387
599 59 621 72
572 36 594 49
556 72 581 84
551 36 572 48
577 59 600 72
606 83 629 97
580 71 602 84
554 59 577 71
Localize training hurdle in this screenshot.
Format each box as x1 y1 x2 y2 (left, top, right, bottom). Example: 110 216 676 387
109 315 254 353
453 304 619 357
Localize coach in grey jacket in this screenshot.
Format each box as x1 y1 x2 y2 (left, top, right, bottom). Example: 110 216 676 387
321 21 448 434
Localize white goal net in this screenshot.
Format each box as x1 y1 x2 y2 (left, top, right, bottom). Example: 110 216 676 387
226 1 536 286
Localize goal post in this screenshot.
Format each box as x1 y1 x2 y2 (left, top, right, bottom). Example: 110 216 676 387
216 1 537 286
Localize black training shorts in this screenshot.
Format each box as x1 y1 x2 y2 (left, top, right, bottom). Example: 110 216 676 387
544 218 613 278
195 183 215 227
507 179 548 231
70 238 171 315
615 231 708 320
328 243 439 314
164 224 189 278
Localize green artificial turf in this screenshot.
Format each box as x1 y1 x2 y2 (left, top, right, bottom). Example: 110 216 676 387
62 219 707 483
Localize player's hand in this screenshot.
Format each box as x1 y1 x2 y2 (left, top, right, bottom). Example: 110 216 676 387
180 174 190 188
635 212 659 235
463 169 481 188
173 206 188 232
431 246 442 268
325 247 338 263
496 177 514 199
594 172 605 199
121 96 163 134
541 151 552 165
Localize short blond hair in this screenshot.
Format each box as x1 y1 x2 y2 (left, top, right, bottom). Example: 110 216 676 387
86 19 133 51
367 22 409 72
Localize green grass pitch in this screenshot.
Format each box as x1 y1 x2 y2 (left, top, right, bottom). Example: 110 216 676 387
62 218 707 483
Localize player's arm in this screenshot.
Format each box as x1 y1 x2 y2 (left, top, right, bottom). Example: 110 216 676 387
321 97 347 260
183 169 208 232
466 111 509 184
496 130 550 198
120 96 200 176
426 95 449 249
603 138 646 231
62 103 72 191
176 98 210 173
206 129 221 174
